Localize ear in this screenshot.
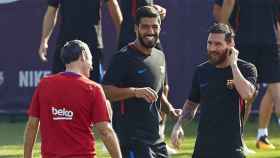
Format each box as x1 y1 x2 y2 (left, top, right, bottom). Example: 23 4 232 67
134 24 138 34
229 39 235 47
80 51 86 62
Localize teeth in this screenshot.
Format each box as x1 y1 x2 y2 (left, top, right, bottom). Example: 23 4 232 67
145 36 154 40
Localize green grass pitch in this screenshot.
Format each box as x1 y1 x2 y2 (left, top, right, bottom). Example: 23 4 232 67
0 119 279 158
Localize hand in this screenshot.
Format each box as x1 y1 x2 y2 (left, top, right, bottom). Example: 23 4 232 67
228 47 239 67
153 4 166 20
169 108 182 120
134 87 158 103
38 41 48 62
171 123 184 149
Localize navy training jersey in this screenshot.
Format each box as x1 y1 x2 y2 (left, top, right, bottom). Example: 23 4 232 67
102 43 166 145
189 60 257 155
48 0 107 48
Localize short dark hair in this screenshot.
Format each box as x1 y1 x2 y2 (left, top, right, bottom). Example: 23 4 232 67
135 6 161 25
60 40 90 64
208 23 235 43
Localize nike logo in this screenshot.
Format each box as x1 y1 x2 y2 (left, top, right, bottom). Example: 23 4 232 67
199 83 208 88
137 69 147 74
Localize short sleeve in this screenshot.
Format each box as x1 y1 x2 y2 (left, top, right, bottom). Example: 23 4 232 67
214 0 223 6
102 53 127 86
48 0 59 8
91 85 110 123
241 63 258 89
27 85 41 118
188 69 201 103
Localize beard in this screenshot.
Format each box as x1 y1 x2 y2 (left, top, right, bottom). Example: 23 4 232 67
138 31 159 49
207 49 228 66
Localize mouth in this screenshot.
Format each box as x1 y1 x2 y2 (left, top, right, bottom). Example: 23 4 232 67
144 35 156 40
209 51 219 55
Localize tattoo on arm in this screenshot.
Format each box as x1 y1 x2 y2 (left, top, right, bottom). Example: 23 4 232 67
180 100 199 123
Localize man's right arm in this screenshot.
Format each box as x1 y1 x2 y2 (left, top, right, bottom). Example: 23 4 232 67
102 85 158 103
95 122 122 158
177 100 199 126
106 0 123 35
23 117 40 158
171 100 199 149
38 6 59 62
220 0 235 24
213 0 222 22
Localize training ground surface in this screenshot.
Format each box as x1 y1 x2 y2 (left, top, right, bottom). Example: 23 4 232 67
0 119 279 158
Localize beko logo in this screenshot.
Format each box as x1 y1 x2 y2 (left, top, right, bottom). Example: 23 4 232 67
0 0 21 4
52 107 74 120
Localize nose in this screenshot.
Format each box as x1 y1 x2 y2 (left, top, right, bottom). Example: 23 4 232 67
207 43 216 52
146 26 155 34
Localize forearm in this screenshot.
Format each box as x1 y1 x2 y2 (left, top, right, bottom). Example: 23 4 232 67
97 124 122 158
220 0 235 23
160 94 174 115
102 85 135 102
23 119 39 158
231 64 255 100
177 100 198 126
41 7 58 43
107 0 123 34
213 4 222 22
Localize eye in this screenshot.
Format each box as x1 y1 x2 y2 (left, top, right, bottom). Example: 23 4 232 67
140 24 150 30
152 25 159 29
215 42 222 47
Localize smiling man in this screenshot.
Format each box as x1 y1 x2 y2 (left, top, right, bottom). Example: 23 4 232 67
102 6 180 158
171 23 257 158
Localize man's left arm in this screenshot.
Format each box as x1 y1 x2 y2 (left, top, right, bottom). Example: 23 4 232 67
230 48 257 101
23 117 40 158
161 94 182 120
160 64 181 119
106 0 123 35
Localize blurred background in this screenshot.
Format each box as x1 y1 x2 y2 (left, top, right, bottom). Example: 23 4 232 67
0 0 265 118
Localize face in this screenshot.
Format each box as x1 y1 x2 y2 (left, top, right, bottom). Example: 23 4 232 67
207 33 230 66
81 49 93 78
135 17 160 48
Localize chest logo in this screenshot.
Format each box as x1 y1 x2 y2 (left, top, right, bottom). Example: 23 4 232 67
200 83 208 88
51 107 74 120
226 79 234 90
137 68 147 74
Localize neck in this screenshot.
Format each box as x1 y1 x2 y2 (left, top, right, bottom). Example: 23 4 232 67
65 66 82 75
215 59 231 68
134 40 152 56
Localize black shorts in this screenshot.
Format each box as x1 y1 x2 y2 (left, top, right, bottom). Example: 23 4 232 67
121 142 169 158
237 44 280 83
52 43 103 82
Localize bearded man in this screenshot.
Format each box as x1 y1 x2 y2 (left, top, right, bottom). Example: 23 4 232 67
171 23 257 158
